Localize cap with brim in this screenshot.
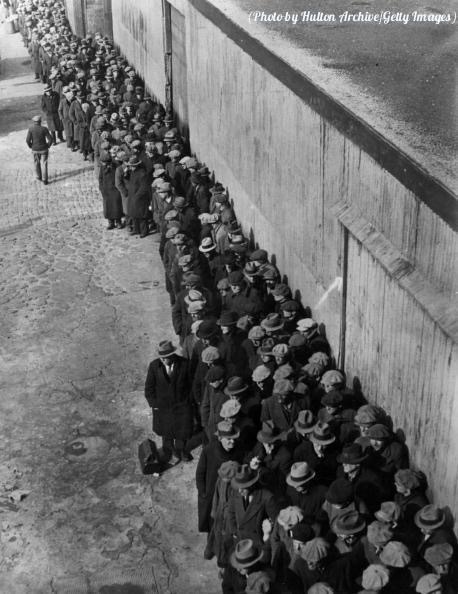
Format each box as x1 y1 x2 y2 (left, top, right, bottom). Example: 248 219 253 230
231 464 260 489
361 565 390 591
415 574 442 594
260 313 284 332
300 538 331 563
294 410 315 435
367 521 394 547
366 424 392 440
326 478 354 505
424 543 454 566
379 541 411 568
252 365 272 383
414 505 445 531
333 510 366 536
286 462 316 487
257 421 282 444
215 420 240 440
32 115 42 122
205 365 225 383
218 311 239 326
196 321 218 339
224 376 248 396
220 399 241 419
337 443 368 465
374 501 402 524
157 340 176 357
201 346 220 364
218 461 240 481
230 539 264 569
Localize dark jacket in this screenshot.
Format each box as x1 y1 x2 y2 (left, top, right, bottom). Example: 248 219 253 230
144 355 193 440
26 123 52 151
41 92 62 132
99 162 123 220
127 165 150 219
228 487 279 542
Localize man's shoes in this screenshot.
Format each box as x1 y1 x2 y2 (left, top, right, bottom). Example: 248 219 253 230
36 177 42 181
115 221 125 229
181 452 193 462
130 230 139 235
106 222 115 230
168 454 181 466
43 180 48 185
140 232 149 238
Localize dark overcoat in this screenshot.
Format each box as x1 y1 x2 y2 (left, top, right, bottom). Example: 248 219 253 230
227 487 279 542
41 92 62 132
127 165 150 219
99 162 123 220
144 355 193 440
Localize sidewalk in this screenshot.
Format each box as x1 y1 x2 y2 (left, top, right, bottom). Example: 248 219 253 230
0 32 219 594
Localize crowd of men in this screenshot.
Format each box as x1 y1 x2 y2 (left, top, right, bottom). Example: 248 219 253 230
16 1 457 593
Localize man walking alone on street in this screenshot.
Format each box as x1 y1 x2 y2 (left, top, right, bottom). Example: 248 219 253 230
26 115 53 185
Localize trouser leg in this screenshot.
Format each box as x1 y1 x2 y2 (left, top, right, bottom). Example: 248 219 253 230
33 152 42 180
161 436 173 460
42 151 49 183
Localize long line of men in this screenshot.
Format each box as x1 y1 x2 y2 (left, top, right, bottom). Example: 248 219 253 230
16 1 457 593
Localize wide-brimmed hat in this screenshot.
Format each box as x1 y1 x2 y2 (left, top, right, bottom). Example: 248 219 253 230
220 399 241 419
218 461 240 481
199 237 216 253
414 505 445 531
375 501 402 524
196 320 219 339
294 410 315 435
309 422 335 445
379 541 411 568
231 464 259 489
326 478 353 505
157 340 176 357
260 313 283 332
224 376 248 396
286 461 316 487
215 420 240 439
337 443 367 465
252 365 272 383
257 421 282 444
230 539 264 569
333 510 366 536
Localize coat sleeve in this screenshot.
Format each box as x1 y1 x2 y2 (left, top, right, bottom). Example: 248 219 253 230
195 447 208 496
171 298 183 336
144 362 156 408
26 129 32 148
260 399 270 423
200 384 211 430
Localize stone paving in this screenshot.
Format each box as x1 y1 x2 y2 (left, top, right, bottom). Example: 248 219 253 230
0 31 219 594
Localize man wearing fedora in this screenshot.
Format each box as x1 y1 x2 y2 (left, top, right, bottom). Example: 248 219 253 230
26 114 53 185
126 155 150 237
221 538 274 594
41 83 63 145
227 464 279 544
196 420 243 535
285 461 328 522
144 340 193 464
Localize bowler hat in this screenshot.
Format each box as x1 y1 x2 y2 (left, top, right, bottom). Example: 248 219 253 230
310 422 335 445
286 462 316 487
333 510 366 536
230 539 263 569
337 443 367 465
215 420 240 440
157 340 176 357
326 478 353 506
196 320 218 339
294 410 315 435
224 376 248 396
231 464 259 489
414 505 445 531
257 421 282 444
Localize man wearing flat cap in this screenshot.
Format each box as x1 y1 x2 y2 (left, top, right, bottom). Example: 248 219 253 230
144 340 193 464
26 114 53 185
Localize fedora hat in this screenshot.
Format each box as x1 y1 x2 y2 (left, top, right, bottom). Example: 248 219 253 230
157 340 176 358
224 376 248 397
414 505 445 531
326 478 353 506
309 422 335 445
199 237 216 253
257 421 282 444
337 443 367 465
294 410 315 435
333 510 366 536
260 313 284 332
230 539 263 569
375 501 402 524
231 464 259 489
215 420 240 440
286 462 316 487
217 311 239 326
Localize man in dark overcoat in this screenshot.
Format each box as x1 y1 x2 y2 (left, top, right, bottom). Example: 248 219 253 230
58 87 74 149
126 156 150 237
144 340 193 464
41 85 63 144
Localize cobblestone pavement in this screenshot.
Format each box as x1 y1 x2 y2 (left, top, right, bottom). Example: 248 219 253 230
0 32 218 594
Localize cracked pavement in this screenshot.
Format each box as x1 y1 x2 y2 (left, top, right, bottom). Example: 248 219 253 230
0 32 219 594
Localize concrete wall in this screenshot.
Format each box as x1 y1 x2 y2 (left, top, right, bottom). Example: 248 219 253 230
111 0 458 515
111 0 166 105
64 0 112 38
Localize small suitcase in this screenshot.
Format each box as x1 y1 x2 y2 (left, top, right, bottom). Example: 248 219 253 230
138 438 162 475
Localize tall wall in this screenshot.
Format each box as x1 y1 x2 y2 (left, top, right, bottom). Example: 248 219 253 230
111 1 458 514
64 0 112 38
111 0 166 105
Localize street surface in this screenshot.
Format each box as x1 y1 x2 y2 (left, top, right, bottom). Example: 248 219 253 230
0 30 218 594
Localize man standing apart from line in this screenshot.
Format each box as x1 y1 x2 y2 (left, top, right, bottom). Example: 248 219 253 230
26 115 53 185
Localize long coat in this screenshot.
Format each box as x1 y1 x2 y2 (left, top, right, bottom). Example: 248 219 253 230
227 487 279 542
69 99 84 144
196 440 243 532
207 476 237 566
127 165 150 219
58 97 73 143
99 162 123 220
144 355 193 441
41 92 62 132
